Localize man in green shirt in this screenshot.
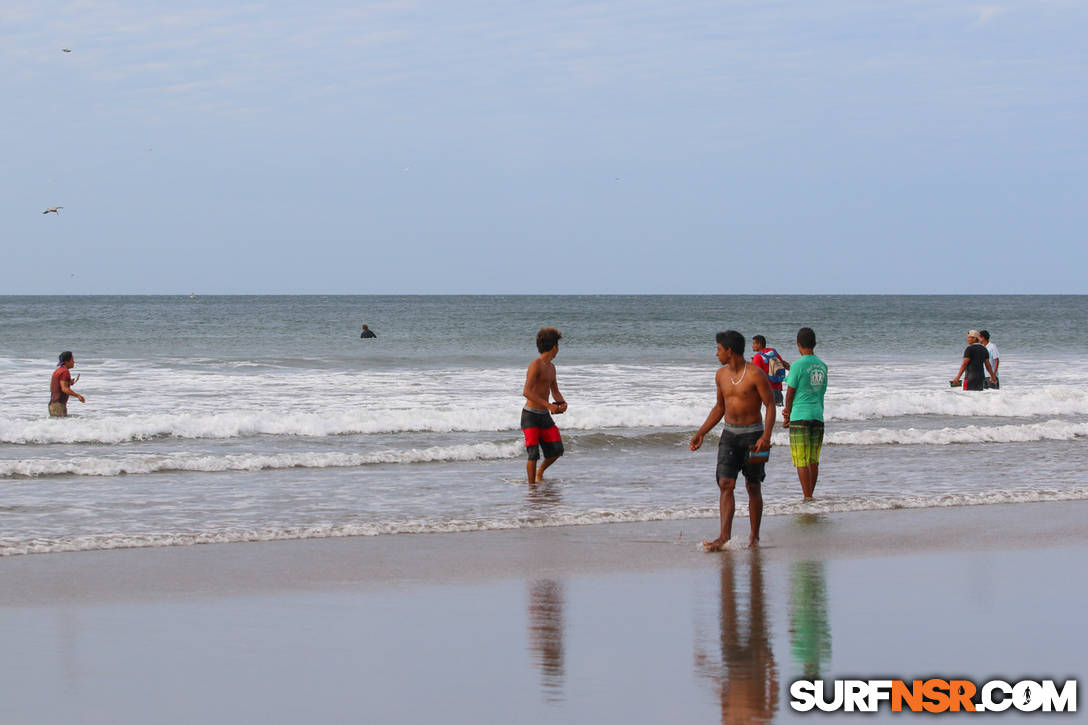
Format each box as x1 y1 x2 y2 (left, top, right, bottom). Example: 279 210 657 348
782 327 828 499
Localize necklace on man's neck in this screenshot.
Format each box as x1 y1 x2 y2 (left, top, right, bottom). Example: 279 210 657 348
729 364 747 386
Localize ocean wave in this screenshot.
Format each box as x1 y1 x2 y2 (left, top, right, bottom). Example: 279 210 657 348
4 387 1086 444
3 486 1086 556
0 406 703 444
2 421 1084 477
0 441 524 478
829 386 1088 421
823 420 1088 446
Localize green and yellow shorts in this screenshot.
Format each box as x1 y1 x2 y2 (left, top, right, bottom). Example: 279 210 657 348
789 420 824 467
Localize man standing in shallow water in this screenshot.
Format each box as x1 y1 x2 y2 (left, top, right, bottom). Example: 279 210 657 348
521 327 567 484
782 327 828 499
49 351 85 417
690 331 776 550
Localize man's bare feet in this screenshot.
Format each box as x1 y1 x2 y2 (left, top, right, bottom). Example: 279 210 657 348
702 537 728 552
748 536 759 548
534 472 544 483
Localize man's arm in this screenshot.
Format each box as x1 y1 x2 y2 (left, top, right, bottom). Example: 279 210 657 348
753 372 775 452
60 378 85 403
690 375 725 451
951 357 969 384
782 386 796 428
985 359 996 383
549 379 567 413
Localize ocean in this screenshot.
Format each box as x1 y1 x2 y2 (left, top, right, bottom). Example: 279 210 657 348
1 295 1085 556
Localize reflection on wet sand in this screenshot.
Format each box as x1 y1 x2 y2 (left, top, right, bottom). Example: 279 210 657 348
526 481 562 512
789 560 831 679
527 579 565 702
695 552 778 724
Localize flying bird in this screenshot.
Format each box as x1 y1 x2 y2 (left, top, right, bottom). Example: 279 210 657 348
43 206 63 215
62 48 71 53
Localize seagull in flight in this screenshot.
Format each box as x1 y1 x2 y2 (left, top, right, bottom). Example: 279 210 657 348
62 48 71 53
43 206 63 215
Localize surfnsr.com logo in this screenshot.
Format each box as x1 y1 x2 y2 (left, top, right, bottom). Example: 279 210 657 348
790 679 1077 713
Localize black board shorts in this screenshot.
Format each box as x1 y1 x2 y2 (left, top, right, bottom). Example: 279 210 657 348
716 428 766 483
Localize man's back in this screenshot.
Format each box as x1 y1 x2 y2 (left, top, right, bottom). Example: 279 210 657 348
785 355 828 421
753 348 786 387
963 344 988 379
50 366 71 405
525 358 556 403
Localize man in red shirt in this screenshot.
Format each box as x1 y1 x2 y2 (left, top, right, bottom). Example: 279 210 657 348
49 351 85 417
751 335 790 406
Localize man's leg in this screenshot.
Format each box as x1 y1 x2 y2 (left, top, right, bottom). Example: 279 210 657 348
801 463 819 498
703 477 737 551
535 455 559 482
526 459 538 484
746 480 763 547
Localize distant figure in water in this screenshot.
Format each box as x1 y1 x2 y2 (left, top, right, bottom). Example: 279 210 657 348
360 324 377 339
951 330 995 391
979 330 999 389
49 351 85 417
521 327 567 483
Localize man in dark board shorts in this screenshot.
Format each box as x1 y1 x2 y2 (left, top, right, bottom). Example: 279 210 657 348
521 328 567 483
49 351 85 417
690 331 776 550
951 330 996 391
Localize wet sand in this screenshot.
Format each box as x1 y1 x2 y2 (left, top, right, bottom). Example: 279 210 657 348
2 501 1085 723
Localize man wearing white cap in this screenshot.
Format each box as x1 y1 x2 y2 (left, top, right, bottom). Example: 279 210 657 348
950 330 996 391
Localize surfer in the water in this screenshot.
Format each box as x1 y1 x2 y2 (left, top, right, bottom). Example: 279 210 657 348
690 331 776 550
49 351 85 417
521 327 567 484
360 324 377 339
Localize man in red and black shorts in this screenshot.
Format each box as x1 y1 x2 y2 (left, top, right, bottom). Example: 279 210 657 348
521 327 567 483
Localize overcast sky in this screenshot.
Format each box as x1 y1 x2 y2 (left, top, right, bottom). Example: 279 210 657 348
3 0 1085 294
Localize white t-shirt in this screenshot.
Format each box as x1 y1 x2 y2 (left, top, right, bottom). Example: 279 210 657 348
986 342 999 366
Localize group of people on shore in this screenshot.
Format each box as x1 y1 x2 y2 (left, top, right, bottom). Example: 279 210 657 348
520 326 828 552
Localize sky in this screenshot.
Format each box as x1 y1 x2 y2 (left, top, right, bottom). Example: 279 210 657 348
3 0 1086 294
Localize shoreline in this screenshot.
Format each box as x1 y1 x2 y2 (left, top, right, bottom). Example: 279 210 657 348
3 484 1087 558
3 500 1085 724
4 499 1086 606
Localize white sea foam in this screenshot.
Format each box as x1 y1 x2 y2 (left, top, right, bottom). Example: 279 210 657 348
0 405 704 444
3 401 1084 451
0 441 524 478
3 486 1085 556
819 419 1088 446
828 385 1088 421
4 384 1085 444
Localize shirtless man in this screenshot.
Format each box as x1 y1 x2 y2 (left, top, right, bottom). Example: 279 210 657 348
521 327 567 483
690 331 776 549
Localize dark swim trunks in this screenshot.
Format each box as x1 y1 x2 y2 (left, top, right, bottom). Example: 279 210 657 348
521 407 564 461
716 425 766 483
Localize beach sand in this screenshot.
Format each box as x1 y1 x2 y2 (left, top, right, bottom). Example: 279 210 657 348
2 501 1085 724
